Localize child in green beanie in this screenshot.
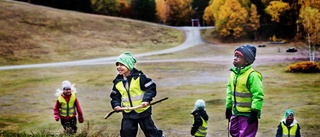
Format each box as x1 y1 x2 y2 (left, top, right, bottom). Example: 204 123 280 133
110 52 165 137
276 109 301 137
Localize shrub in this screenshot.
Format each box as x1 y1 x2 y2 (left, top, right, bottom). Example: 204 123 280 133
286 61 320 73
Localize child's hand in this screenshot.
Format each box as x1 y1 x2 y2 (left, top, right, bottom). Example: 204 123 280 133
141 102 149 108
78 117 84 123
114 106 122 111
54 115 60 121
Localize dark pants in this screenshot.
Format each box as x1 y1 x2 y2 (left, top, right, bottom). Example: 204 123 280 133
61 117 77 134
120 115 163 137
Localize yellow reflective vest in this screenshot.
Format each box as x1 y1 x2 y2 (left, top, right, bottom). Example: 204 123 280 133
230 68 261 112
193 117 208 136
58 93 76 117
281 122 298 137
115 76 149 113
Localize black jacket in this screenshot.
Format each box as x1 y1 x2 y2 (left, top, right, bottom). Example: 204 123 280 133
276 121 301 137
191 109 209 136
110 68 157 119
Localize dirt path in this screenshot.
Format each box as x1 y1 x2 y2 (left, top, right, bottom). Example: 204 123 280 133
0 27 213 70
0 17 313 71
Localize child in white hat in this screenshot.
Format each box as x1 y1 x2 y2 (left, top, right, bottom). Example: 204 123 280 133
53 80 84 134
191 99 209 137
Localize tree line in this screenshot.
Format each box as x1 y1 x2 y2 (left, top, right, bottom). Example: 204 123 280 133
16 0 319 47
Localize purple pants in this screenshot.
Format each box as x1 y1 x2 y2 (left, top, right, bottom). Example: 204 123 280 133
229 115 258 137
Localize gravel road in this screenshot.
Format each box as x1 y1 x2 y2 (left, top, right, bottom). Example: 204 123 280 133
0 26 214 70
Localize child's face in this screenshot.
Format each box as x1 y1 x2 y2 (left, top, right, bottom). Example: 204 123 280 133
233 52 248 67
63 88 71 95
116 62 130 77
286 115 294 125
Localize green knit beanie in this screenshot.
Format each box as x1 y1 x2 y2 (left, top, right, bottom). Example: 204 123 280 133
284 109 294 119
116 52 136 70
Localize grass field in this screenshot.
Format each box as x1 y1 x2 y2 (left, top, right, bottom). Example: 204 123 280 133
1 44 320 137
1 0 320 137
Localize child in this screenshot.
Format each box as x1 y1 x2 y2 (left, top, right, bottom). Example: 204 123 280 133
53 80 84 134
191 99 209 137
110 52 164 137
225 44 264 137
276 109 301 137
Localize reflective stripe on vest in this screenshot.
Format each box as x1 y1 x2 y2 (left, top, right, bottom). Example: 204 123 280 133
230 68 254 112
193 117 208 136
115 76 149 113
281 122 298 137
58 93 76 117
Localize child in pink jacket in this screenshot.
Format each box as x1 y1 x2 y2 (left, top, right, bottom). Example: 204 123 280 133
53 80 84 134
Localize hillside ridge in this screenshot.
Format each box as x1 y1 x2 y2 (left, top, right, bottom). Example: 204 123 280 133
0 0 184 65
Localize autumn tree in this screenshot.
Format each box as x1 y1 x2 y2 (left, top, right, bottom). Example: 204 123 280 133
265 1 290 22
247 4 260 40
215 0 248 39
203 0 215 26
264 0 298 39
166 0 194 26
155 0 169 24
91 0 121 16
204 0 262 40
299 7 320 61
205 0 225 24
298 0 320 10
118 0 131 18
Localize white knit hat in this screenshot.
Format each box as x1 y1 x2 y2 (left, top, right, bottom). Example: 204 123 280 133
62 80 72 89
194 99 206 110
55 80 77 96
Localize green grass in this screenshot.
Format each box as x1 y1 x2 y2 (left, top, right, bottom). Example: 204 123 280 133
1 58 319 136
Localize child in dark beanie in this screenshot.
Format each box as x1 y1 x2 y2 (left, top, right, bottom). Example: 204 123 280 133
225 44 264 137
234 45 256 65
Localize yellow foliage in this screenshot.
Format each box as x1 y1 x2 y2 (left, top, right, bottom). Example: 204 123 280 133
248 4 260 31
265 1 290 22
220 28 230 37
155 0 169 23
203 0 259 38
272 35 277 42
203 4 215 24
203 0 225 25
216 0 247 38
299 0 320 11
299 6 320 44
166 0 194 25
286 61 320 73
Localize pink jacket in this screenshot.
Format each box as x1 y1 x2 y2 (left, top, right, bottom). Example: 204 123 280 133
53 93 84 122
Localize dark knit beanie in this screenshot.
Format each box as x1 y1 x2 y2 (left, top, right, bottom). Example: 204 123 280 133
235 44 256 64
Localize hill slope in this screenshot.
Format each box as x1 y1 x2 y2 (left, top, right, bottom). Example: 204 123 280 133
0 0 184 65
